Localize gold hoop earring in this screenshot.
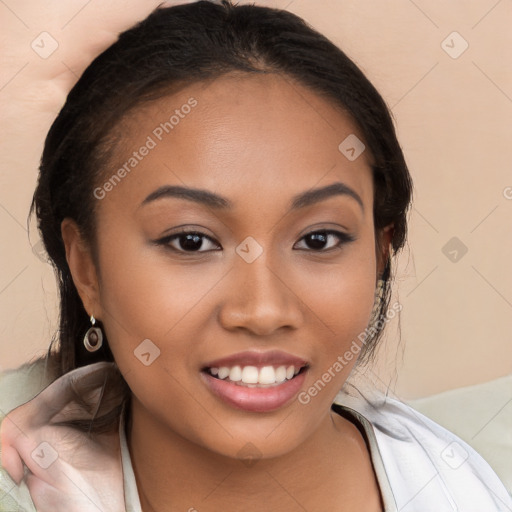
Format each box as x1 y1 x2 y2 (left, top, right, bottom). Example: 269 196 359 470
84 315 103 352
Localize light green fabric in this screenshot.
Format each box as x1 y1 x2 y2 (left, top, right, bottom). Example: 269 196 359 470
0 358 54 511
407 373 512 497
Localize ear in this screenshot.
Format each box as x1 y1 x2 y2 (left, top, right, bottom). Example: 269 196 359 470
61 218 102 319
376 224 394 279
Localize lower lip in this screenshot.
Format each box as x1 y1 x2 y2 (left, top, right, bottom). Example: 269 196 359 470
200 370 308 413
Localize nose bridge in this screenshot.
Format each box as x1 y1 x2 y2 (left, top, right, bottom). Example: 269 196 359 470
219 240 303 335
239 248 282 303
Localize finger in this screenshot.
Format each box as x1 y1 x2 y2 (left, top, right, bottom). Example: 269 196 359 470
0 443 25 484
0 412 29 484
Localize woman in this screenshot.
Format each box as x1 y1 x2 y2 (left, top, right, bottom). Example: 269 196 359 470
0 1 510 510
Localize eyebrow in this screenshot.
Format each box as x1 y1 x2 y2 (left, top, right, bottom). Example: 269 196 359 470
141 181 364 212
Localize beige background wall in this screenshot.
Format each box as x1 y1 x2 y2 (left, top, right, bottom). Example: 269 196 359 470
0 0 511 399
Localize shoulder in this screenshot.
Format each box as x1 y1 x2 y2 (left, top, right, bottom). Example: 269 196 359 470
334 382 512 511
0 357 56 512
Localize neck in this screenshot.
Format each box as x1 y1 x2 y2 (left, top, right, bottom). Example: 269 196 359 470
127 397 379 512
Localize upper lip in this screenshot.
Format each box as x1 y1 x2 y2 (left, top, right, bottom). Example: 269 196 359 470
202 350 309 370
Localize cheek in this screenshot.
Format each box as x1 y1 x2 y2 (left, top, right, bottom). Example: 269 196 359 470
95 239 202 348
94 241 215 430
95 206 205 326
292 250 377 411
294 245 377 341
292 239 378 388
93 221 233 387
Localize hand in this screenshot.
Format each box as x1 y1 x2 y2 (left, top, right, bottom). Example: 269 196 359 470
0 362 127 512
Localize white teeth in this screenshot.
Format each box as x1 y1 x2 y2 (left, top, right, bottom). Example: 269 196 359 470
241 366 259 384
258 366 276 384
207 364 304 385
275 366 287 383
229 366 242 382
218 367 230 380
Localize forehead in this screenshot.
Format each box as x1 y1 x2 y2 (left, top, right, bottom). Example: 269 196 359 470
100 72 374 214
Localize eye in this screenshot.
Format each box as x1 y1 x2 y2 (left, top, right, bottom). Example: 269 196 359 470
154 228 355 254
154 230 220 253
294 230 355 252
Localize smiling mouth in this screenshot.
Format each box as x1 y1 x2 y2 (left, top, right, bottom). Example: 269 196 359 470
202 364 308 388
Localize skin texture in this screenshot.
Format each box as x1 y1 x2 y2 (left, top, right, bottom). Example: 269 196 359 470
62 72 392 511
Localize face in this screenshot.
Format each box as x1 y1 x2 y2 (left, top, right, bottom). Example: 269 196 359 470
64 72 389 460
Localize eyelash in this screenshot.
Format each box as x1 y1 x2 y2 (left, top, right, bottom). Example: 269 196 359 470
154 229 356 255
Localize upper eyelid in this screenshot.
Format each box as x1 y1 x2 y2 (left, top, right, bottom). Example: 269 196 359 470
157 228 354 251
155 230 220 250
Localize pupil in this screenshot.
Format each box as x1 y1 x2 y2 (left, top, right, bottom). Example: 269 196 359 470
181 233 202 251
308 232 327 250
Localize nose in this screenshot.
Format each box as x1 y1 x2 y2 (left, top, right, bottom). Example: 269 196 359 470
218 251 304 337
